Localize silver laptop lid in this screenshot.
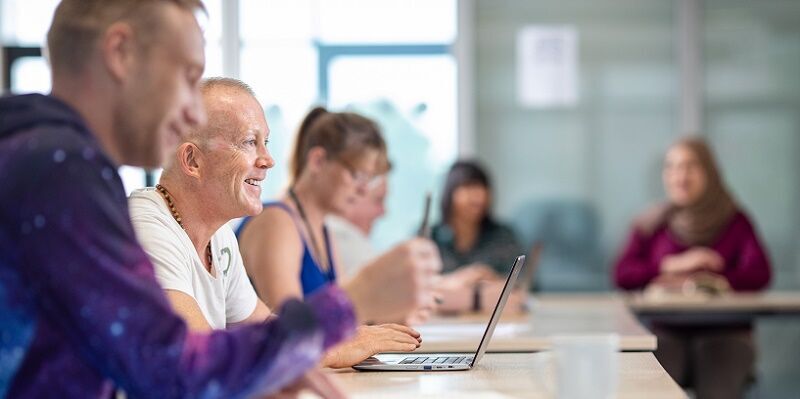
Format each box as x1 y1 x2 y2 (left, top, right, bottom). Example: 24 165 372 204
469 255 525 367
516 243 542 293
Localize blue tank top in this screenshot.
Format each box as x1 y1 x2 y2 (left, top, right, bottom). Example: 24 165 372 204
236 202 337 297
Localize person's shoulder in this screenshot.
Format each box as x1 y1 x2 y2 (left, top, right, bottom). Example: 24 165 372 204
430 223 453 243
1 94 89 147
261 200 293 214
732 209 752 222
248 201 296 231
482 219 518 239
727 209 758 232
1 125 124 216
129 189 175 224
238 201 303 257
432 222 451 231
5 124 109 178
486 219 515 233
325 214 347 230
326 214 361 239
128 189 186 246
129 188 165 214
629 203 672 237
1 96 95 156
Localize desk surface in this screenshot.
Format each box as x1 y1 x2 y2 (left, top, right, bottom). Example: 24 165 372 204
414 294 656 353
329 352 685 399
626 291 800 314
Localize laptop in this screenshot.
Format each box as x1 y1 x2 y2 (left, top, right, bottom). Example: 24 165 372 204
352 254 526 371
516 242 542 293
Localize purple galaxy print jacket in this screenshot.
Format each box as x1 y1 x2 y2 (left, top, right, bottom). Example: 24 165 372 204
0 94 355 398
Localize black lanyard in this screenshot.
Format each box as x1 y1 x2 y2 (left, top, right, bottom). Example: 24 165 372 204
288 187 330 272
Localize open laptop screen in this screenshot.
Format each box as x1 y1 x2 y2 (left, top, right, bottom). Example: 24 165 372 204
469 254 525 367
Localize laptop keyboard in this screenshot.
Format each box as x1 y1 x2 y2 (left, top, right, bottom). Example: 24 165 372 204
399 356 472 365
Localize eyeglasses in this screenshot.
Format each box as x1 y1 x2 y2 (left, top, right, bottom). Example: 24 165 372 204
335 159 383 189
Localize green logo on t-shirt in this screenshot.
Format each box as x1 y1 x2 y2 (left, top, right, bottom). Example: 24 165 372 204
221 247 232 276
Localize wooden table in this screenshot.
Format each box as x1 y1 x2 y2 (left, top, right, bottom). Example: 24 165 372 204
329 352 685 398
413 294 656 353
625 291 800 323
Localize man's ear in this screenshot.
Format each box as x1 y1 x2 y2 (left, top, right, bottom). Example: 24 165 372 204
102 22 137 84
177 142 203 180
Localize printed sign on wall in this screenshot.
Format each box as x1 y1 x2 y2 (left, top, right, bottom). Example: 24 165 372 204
517 25 579 108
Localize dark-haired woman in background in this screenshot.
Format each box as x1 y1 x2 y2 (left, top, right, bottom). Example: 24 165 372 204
432 160 526 313
614 137 771 399
238 107 443 368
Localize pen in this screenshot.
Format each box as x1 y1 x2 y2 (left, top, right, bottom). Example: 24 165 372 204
417 192 443 305
417 192 432 238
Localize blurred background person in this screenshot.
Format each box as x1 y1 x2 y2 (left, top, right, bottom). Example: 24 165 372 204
614 136 771 399
238 107 442 367
431 160 526 314
327 172 390 280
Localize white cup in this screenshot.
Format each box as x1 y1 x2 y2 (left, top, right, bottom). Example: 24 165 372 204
551 334 620 399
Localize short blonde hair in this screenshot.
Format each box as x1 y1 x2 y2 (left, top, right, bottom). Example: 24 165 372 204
186 77 259 148
200 77 256 97
47 0 205 75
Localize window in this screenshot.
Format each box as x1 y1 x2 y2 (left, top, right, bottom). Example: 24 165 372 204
1 0 60 46
327 54 458 248
2 0 461 249
239 0 459 249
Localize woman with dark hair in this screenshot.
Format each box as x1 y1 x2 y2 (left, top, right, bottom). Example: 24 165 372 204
237 107 443 368
431 160 525 313
614 137 771 399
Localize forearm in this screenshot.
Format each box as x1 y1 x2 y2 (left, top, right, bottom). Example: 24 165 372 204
165 290 214 332
27 235 354 398
341 275 373 324
319 341 351 369
614 231 660 290
724 260 771 291
251 262 304 310
724 231 772 291
174 287 356 397
658 255 687 275
615 258 660 290
106 287 353 398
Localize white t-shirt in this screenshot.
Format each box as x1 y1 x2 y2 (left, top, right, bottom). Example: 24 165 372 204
326 214 376 279
129 188 258 330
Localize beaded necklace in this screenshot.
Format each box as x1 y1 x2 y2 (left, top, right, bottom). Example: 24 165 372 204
155 184 213 269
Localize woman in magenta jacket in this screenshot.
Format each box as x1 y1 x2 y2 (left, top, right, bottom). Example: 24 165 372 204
614 137 771 399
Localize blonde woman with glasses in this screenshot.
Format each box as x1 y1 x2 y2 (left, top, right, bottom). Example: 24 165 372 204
238 107 442 368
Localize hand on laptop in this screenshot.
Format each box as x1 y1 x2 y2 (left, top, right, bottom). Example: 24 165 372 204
344 238 442 324
321 324 422 369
